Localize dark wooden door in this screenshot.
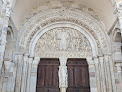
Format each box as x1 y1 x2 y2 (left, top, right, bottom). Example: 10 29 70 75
36 58 90 92
67 58 90 92
36 58 60 92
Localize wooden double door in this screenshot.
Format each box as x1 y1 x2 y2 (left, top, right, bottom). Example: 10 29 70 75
36 58 90 92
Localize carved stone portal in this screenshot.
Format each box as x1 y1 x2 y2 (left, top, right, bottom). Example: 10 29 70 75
35 27 92 58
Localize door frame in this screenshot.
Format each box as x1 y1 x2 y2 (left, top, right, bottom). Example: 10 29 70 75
29 57 97 92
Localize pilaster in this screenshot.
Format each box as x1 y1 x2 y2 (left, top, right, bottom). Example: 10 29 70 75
29 57 40 92
99 56 106 92
87 57 97 92
115 63 122 92
104 55 112 92
93 57 101 92
15 54 24 92
26 57 33 92
21 54 29 92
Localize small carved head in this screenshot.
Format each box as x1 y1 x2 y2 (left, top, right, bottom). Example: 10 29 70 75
59 57 68 66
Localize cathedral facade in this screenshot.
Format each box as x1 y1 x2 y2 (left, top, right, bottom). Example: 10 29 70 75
0 0 122 92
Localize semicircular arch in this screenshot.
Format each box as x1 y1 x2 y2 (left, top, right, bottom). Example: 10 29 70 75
18 8 109 56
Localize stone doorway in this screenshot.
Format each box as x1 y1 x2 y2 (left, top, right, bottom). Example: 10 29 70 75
36 58 90 92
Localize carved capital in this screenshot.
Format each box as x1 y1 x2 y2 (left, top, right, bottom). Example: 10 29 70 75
28 57 33 64
93 57 99 64
32 57 40 65
98 56 104 63
87 57 94 65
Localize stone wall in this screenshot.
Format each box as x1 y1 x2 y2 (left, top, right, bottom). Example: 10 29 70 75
0 0 122 92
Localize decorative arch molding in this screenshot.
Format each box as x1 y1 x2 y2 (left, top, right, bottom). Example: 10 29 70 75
18 8 109 55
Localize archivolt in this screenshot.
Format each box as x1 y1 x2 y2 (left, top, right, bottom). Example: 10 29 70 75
18 8 109 56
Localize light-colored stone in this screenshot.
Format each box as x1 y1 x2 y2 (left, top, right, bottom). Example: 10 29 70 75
58 57 68 92
0 0 122 92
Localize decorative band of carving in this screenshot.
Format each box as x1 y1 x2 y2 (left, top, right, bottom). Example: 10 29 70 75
19 9 107 53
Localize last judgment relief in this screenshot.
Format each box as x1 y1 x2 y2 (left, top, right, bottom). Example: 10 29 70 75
35 27 92 58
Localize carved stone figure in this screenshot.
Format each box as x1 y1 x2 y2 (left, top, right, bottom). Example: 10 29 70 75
58 57 68 92
58 31 69 51
35 27 92 58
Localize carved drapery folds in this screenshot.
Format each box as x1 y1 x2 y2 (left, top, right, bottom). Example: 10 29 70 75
58 57 68 92
35 27 92 58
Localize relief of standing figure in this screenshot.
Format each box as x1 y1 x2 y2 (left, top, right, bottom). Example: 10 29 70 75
58 57 68 92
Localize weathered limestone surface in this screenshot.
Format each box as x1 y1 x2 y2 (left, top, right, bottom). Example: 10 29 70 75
0 0 13 76
0 0 122 92
58 57 68 92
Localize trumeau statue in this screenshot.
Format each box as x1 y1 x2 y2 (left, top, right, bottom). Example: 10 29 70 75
58 57 68 92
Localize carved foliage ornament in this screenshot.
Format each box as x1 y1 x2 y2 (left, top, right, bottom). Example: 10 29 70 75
35 27 92 58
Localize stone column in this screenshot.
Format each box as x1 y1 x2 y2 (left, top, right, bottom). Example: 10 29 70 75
15 54 24 92
108 55 117 92
87 57 97 92
4 61 16 92
21 54 29 92
115 63 122 92
26 57 33 92
1 74 8 92
99 56 106 92
104 55 112 92
29 57 40 92
0 0 13 76
93 57 101 92
58 57 68 92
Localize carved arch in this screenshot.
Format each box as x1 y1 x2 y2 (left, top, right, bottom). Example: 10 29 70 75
18 8 109 56
29 23 97 57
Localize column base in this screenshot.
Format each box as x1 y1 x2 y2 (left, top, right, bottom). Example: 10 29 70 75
60 87 67 92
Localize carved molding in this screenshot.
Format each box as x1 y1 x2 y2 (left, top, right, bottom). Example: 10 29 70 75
19 9 108 54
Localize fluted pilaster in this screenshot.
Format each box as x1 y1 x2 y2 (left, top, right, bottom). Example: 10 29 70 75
94 57 101 92
26 57 33 92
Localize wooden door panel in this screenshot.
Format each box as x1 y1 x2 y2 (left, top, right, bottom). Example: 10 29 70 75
36 58 90 92
53 66 59 87
40 66 45 87
74 67 81 87
67 88 90 92
67 58 90 92
45 66 53 86
68 66 74 87
36 58 60 92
